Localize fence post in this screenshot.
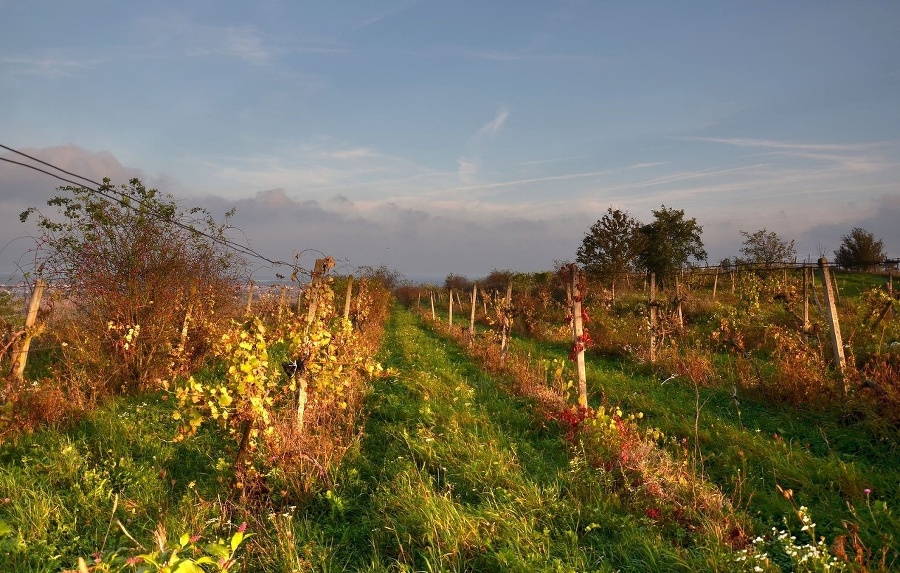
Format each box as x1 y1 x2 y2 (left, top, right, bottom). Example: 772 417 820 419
649 273 657 363
819 258 847 389
10 279 45 382
430 291 436 321
569 264 588 408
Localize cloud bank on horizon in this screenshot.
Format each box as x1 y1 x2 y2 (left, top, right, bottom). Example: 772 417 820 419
2 2 899 282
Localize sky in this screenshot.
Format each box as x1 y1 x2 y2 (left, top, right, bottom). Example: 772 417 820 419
2 1 899 283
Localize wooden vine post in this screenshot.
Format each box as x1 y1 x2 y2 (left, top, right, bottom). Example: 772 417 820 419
343 275 354 321
244 281 255 316
9 279 45 382
674 275 684 332
430 291 436 321
499 282 513 365
802 265 810 341
712 266 719 302
448 288 454 327
649 273 658 363
277 285 287 322
469 282 478 344
564 264 589 408
298 257 334 430
818 257 847 389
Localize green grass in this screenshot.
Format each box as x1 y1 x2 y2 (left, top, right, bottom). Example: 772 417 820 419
275 305 737 572
0 392 231 572
1 299 896 571
509 335 899 568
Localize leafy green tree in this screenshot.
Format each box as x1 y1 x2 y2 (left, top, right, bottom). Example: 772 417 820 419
21 178 243 391
834 227 886 271
738 228 796 269
637 205 706 287
576 207 642 298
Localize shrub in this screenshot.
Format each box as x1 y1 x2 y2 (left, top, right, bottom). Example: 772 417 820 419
20 178 243 394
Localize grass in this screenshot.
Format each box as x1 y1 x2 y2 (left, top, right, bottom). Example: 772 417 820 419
1 294 896 571
271 305 737 571
508 334 899 569
0 392 232 572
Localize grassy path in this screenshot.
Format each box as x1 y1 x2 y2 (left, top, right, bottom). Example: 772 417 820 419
297 305 730 572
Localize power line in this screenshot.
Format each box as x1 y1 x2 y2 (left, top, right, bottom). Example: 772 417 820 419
0 143 310 275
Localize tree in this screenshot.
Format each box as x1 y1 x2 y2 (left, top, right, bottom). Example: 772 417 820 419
738 228 796 269
444 273 472 292
21 178 244 391
834 227 886 272
576 207 642 298
637 205 706 287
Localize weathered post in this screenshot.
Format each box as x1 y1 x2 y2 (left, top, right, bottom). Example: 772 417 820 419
649 273 658 363
277 285 287 322
569 264 588 408
176 302 193 370
819 258 847 388
448 288 454 327
305 258 333 325
244 281 255 317
343 275 354 321
469 282 478 343
430 291 436 321
712 266 719 302
802 265 810 340
499 282 513 365
10 279 46 382
674 275 684 332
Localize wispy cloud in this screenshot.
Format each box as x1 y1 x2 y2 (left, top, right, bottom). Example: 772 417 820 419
457 106 510 183
0 54 100 78
677 136 896 152
187 24 269 64
355 0 423 29
136 16 271 65
518 154 589 166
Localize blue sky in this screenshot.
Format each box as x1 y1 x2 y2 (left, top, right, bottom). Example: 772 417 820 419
2 1 899 282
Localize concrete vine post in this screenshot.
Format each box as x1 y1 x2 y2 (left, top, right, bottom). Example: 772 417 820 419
819 257 847 389
568 264 588 409
9 279 45 383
